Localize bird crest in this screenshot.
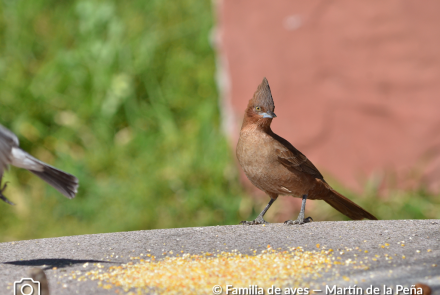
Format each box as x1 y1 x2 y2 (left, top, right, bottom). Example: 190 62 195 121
250 77 275 113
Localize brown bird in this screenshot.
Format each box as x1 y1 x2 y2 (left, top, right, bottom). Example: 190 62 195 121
236 78 377 225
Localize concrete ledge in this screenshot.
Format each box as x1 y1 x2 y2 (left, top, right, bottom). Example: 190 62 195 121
0 220 439 294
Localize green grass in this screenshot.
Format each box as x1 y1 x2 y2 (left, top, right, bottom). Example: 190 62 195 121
0 0 247 241
0 0 438 243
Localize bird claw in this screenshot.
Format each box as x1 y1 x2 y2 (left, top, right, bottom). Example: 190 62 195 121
284 216 313 225
0 181 15 205
240 221 255 225
240 217 269 225
304 216 313 223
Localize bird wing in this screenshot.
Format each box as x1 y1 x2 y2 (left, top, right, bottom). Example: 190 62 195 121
0 124 78 200
0 124 19 176
272 134 324 179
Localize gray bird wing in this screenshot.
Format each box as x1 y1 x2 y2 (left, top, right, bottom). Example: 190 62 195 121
0 124 19 177
0 124 78 199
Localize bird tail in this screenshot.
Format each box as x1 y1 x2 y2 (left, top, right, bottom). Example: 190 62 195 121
28 158 79 199
324 189 377 220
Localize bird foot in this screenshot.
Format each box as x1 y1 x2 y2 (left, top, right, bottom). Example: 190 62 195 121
0 182 15 205
240 216 269 225
284 216 313 225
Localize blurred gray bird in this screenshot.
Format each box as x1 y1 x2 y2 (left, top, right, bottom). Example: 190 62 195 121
28 267 50 295
0 124 78 205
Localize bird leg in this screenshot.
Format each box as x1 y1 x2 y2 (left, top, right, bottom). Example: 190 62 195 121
284 194 312 225
240 198 275 225
0 179 15 205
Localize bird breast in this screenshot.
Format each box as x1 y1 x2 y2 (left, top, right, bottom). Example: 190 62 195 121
237 129 285 189
236 127 310 197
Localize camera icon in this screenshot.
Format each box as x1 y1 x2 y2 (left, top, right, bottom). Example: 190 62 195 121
14 278 40 295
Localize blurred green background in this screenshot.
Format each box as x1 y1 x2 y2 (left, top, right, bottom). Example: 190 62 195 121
0 0 438 242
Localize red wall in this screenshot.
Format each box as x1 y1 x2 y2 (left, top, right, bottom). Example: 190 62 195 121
216 0 440 196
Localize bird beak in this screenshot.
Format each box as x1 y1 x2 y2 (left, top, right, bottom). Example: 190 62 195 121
262 111 277 119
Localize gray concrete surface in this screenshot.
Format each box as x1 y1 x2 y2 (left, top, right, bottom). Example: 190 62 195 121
0 220 439 294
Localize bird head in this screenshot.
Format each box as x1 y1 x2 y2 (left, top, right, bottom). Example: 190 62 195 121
243 77 277 127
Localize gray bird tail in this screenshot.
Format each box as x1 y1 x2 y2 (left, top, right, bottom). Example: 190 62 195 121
29 161 78 199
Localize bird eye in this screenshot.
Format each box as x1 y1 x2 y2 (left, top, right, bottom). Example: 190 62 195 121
255 106 261 111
